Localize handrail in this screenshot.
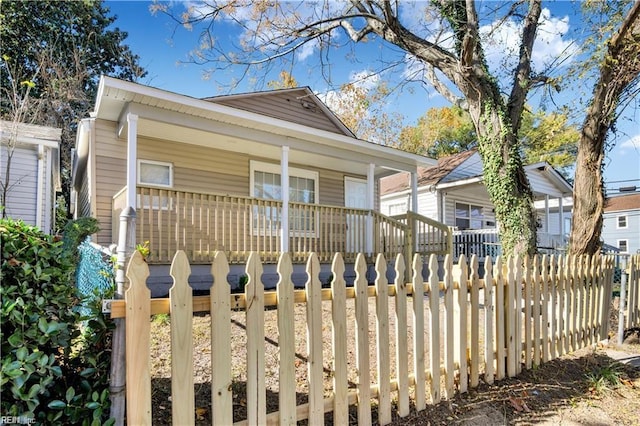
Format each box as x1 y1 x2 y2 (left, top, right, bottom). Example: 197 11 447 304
392 211 452 256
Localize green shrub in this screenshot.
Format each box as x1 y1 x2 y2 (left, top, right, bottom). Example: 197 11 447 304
1 218 114 425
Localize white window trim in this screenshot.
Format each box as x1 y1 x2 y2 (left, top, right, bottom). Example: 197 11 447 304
617 215 628 229
137 159 173 188
617 239 629 253
454 201 485 230
249 160 319 237
249 161 319 199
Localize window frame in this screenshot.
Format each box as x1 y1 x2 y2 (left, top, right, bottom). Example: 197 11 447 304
137 159 173 189
617 215 628 229
618 239 629 253
249 160 320 237
454 202 485 230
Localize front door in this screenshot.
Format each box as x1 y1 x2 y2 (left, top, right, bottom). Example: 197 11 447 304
345 177 368 253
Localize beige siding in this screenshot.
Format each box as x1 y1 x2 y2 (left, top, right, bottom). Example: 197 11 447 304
212 91 348 135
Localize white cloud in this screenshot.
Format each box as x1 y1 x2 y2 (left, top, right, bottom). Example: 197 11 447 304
619 135 640 152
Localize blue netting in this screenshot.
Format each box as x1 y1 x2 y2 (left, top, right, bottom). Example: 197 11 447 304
76 238 115 316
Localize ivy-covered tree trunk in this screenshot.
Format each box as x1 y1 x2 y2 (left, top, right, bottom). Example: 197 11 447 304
467 96 538 258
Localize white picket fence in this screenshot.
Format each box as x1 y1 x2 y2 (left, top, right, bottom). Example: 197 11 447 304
111 251 618 425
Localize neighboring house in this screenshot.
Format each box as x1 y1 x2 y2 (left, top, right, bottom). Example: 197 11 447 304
602 192 640 255
380 150 573 259
0 120 61 234
72 76 445 294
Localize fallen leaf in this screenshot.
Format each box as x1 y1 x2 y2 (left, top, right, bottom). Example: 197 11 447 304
509 396 531 412
195 407 207 420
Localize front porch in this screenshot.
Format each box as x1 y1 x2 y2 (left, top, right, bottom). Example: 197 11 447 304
113 186 452 267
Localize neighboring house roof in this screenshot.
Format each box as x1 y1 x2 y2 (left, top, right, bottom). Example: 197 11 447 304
604 193 640 212
380 150 477 195
204 87 356 138
380 149 573 199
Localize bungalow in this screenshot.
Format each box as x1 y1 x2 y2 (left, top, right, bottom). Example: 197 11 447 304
380 150 573 259
72 76 449 295
0 120 61 234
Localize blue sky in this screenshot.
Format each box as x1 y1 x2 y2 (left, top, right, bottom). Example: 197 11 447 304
105 1 639 191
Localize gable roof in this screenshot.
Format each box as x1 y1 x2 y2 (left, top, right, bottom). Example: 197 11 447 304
204 87 356 138
380 149 477 195
605 193 640 212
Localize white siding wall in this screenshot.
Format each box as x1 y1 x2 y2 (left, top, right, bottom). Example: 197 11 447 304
1 145 38 226
602 210 640 254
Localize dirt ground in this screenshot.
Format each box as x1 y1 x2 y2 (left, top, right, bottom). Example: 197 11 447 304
148 298 640 425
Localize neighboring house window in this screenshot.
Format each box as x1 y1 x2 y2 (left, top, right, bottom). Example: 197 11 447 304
617 215 628 229
137 160 173 209
250 161 319 234
618 240 628 253
455 202 484 230
388 202 407 216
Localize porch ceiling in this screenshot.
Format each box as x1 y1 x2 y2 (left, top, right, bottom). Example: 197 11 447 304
135 116 392 177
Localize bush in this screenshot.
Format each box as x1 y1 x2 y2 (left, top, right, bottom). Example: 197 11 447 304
0 218 114 425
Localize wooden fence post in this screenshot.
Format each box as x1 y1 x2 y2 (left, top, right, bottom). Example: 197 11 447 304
483 257 494 385
245 252 265 425
305 253 324 425
394 254 410 416
443 254 455 397
354 253 372 426
276 253 296 426
428 254 441 404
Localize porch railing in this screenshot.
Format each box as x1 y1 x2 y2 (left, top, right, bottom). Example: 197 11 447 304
392 211 452 259
113 186 410 264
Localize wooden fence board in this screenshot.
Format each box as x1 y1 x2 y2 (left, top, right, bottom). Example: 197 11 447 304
506 257 516 378
375 254 391 425
469 255 480 387
428 254 441 404
541 255 550 363
276 253 296 425
514 256 523 374
211 252 232 425
411 254 426 410
494 257 505 380
532 255 541 366
331 253 349 425
483 257 494 385
394 255 410 417
305 253 324 425
125 251 152 425
443 254 455 398
169 251 194 425
523 256 532 369
456 255 469 392
245 253 266 425
355 253 372 426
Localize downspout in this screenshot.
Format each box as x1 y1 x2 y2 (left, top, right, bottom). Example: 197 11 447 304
36 145 44 231
111 112 138 426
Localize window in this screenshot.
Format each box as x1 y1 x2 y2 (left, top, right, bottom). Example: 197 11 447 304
137 160 173 209
617 215 628 229
250 161 319 234
388 202 407 216
455 202 484 230
138 160 173 188
618 240 629 253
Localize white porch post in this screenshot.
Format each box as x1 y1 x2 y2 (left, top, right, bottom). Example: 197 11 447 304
281 146 290 253
410 171 418 213
366 163 375 255
126 113 138 209
544 195 550 246
558 196 565 240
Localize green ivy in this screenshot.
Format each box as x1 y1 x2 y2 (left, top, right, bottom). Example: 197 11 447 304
1 218 114 425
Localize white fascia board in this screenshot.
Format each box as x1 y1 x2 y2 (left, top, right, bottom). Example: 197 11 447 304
436 176 483 189
96 76 435 173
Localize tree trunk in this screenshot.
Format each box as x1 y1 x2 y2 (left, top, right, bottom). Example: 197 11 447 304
470 102 538 258
569 1 640 255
